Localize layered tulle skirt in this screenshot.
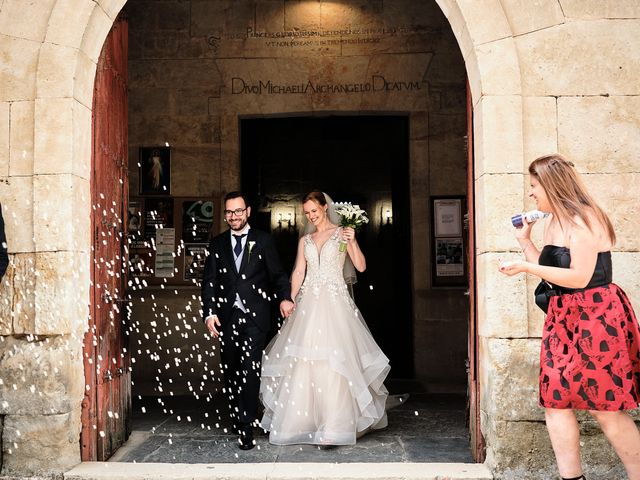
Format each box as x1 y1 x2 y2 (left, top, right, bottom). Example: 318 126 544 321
259 282 390 445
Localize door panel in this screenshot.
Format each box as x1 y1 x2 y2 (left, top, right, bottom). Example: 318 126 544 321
82 17 130 461
466 80 485 462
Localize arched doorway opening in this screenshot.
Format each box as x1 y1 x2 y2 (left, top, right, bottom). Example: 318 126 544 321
80 0 481 464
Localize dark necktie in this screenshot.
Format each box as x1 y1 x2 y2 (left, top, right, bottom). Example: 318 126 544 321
233 233 247 257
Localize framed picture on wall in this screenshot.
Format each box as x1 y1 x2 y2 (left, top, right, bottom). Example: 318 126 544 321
139 146 171 195
182 200 214 243
183 243 208 281
431 196 467 287
433 197 462 237
435 237 464 277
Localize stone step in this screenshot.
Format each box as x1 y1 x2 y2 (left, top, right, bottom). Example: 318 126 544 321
65 462 493 480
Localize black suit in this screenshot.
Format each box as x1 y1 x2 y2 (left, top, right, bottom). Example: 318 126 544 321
201 228 291 426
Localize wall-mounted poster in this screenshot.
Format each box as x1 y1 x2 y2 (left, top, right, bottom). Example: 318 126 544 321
435 237 464 277
144 198 174 240
182 200 214 242
184 244 207 281
154 228 175 278
127 199 146 248
433 198 462 237
139 146 171 195
431 195 466 287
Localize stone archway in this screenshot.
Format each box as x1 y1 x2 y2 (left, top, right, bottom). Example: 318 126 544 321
0 0 525 476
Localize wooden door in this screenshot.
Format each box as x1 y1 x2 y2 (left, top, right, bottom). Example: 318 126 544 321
466 80 485 462
81 17 130 461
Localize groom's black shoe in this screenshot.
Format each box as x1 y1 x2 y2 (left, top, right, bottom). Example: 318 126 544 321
238 424 255 451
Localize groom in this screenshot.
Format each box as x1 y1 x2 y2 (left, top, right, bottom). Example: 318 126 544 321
202 191 294 450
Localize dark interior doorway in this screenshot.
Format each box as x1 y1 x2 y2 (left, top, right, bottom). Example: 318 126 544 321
241 115 413 378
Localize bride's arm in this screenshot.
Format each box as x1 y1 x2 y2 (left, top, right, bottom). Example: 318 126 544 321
343 227 366 272
290 237 307 299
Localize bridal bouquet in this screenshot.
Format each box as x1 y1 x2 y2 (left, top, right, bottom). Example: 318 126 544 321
333 202 369 252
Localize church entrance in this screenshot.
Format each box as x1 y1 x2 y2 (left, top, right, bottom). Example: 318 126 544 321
86 0 479 465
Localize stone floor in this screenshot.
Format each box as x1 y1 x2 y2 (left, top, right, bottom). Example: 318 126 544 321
110 391 474 464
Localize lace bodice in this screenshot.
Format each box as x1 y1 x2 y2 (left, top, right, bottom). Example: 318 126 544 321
300 227 350 300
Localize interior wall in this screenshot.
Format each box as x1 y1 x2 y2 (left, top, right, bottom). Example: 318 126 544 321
124 0 467 395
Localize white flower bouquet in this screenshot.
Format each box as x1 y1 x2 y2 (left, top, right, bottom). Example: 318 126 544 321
333 202 369 252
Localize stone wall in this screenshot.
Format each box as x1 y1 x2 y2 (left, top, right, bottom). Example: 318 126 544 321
124 0 469 395
467 1 640 478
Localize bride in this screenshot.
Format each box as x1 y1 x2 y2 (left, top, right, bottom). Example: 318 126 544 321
259 191 390 447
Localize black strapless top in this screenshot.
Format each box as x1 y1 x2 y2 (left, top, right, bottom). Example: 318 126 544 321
538 245 612 293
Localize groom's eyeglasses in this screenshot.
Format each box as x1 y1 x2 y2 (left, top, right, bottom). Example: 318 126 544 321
224 208 247 217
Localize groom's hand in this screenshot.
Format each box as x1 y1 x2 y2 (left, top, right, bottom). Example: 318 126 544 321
205 315 221 337
279 300 295 318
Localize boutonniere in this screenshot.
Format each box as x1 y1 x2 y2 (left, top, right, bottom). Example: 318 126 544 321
247 241 256 259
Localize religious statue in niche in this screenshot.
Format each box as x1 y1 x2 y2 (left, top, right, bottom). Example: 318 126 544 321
139 146 171 195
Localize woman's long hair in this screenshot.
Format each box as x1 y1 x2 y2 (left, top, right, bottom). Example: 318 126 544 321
529 154 616 244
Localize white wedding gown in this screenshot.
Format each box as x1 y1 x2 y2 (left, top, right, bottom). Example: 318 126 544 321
260 227 390 445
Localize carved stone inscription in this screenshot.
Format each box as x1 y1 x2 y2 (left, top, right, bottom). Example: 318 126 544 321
231 76 423 95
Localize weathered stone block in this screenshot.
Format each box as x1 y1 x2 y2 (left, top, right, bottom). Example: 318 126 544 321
457 0 513 45
80 3 114 63
581 173 640 253
36 43 77 99
479 337 541 422
0 176 35 254
559 0 640 19
74 51 98 110
522 96 557 164
33 174 90 253
474 95 523 178
33 251 90 336
45 0 96 49
477 253 528 338
0 335 84 415
33 98 73 175
1 411 81 476
0 253 37 335
73 102 92 181
475 37 522 96
475 174 525 253
517 20 640 96
0 0 55 43
500 0 564 36
8 101 35 176
558 96 640 174
484 418 628 480
0 35 39 102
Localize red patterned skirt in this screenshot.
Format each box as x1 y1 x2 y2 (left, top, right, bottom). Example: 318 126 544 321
539 283 640 410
